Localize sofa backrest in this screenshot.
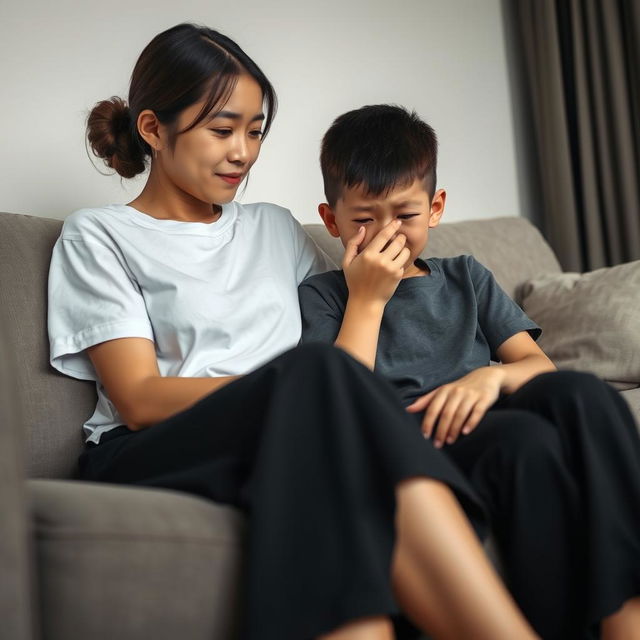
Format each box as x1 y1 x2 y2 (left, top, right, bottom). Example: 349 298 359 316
0 212 561 480
305 216 562 302
0 213 95 479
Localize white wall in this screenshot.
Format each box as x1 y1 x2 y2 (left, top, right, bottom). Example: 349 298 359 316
0 0 522 225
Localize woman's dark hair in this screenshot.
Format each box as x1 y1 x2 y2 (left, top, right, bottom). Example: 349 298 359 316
87 23 277 178
320 104 437 207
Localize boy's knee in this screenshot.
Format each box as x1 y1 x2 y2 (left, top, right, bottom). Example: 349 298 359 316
488 411 561 464
529 369 606 400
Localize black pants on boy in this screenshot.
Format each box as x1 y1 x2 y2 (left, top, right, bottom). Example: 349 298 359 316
443 370 640 640
77 344 485 640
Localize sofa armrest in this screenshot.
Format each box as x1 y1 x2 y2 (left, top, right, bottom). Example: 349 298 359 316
0 319 37 640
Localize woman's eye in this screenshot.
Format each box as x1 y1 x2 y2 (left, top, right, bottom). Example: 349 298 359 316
249 129 264 139
210 128 232 136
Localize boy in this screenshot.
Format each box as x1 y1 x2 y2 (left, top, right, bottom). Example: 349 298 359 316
298 104 555 449
298 105 640 639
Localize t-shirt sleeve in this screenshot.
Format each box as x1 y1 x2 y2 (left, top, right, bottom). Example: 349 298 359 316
467 256 541 360
48 236 154 381
291 218 337 284
298 274 344 344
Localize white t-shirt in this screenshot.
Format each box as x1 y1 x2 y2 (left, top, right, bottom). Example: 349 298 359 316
48 201 334 443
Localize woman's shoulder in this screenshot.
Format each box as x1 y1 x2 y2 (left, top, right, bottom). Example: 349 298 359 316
60 204 130 241
235 200 298 228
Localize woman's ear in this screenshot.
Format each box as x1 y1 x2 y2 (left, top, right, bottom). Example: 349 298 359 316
318 203 341 238
136 109 165 152
428 189 446 228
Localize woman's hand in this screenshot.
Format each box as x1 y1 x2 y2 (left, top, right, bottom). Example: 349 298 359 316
342 220 410 307
406 367 505 448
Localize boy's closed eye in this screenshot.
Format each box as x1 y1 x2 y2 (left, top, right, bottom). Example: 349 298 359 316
352 214 420 224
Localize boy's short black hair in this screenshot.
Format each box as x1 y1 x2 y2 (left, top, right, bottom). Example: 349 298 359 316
320 104 438 207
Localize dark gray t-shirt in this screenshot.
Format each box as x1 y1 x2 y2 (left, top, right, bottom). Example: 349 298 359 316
298 255 541 405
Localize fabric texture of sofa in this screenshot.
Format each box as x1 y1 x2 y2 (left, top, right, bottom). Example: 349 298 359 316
1 210 638 640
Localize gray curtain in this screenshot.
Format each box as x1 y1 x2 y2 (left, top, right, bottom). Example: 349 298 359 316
511 0 640 271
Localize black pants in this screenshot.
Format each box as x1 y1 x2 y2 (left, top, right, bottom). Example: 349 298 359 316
77 344 484 640
439 370 640 640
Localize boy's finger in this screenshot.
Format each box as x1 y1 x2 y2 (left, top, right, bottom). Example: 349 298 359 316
365 219 402 254
433 394 463 447
382 233 407 260
461 402 491 435
407 390 434 413
392 246 411 267
342 227 365 267
445 398 475 444
421 390 448 438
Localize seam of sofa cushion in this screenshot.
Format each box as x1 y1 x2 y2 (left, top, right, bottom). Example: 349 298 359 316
36 528 243 546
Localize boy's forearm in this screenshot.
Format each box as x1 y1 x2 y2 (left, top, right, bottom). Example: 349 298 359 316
334 298 385 369
494 354 557 394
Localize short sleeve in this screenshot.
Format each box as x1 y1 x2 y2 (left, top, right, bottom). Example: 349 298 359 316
291 219 336 284
298 273 345 344
468 256 541 359
48 237 154 380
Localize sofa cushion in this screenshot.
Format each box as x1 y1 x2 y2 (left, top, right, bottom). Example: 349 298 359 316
30 478 245 640
305 216 562 300
520 261 640 388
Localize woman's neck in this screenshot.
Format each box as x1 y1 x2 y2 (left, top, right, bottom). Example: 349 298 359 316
128 167 222 223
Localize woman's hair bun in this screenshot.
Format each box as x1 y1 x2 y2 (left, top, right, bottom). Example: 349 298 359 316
86 96 147 178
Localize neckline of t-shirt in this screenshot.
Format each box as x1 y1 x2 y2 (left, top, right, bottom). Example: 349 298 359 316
114 201 238 236
396 258 442 290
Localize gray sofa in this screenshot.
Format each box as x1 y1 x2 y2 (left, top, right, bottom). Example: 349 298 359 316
1 211 638 640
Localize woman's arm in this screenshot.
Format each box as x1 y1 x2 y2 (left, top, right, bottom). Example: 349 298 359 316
87 338 238 430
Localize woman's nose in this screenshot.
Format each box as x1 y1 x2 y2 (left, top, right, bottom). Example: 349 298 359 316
228 135 249 165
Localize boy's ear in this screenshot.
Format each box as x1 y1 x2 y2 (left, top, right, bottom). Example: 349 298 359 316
428 189 446 228
318 203 341 238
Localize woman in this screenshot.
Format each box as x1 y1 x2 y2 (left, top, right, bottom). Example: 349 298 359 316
47 22 542 639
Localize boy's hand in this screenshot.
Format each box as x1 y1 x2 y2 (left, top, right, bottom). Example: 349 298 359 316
406 367 505 448
342 220 410 306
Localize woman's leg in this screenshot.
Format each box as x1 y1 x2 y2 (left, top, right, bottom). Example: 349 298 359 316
390 478 537 640
601 596 640 639
77 344 520 640
322 478 538 640
319 616 395 640
445 370 640 639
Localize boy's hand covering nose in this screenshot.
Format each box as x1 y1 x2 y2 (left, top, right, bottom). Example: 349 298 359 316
342 220 410 307
406 366 504 448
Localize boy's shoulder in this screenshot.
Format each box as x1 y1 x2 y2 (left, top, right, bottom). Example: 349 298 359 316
429 254 492 281
299 268 346 291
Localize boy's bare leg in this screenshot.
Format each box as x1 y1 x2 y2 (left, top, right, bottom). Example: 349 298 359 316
601 596 640 639
391 478 538 640
318 616 395 640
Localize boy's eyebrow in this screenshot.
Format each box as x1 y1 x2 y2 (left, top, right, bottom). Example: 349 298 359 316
349 200 423 212
206 110 265 123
